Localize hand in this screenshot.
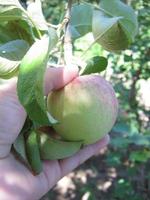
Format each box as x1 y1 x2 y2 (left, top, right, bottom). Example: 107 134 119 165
0 67 109 200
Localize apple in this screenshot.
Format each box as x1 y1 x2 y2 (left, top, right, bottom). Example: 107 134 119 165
47 75 118 145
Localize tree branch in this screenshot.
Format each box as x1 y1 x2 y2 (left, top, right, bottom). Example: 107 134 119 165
64 0 73 67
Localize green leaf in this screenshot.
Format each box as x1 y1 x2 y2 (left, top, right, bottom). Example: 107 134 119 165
129 134 150 146
111 137 129 148
0 39 29 60
129 150 150 163
17 36 56 126
27 0 48 31
81 56 107 75
13 117 32 169
13 131 29 166
0 23 17 44
106 152 121 166
39 132 82 160
92 0 138 52
70 3 93 39
0 0 44 42
0 21 34 45
92 11 127 52
124 55 132 62
100 0 138 40
0 58 19 79
113 122 131 136
48 27 58 51
0 39 29 79
0 0 25 22
25 130 43 174
0 0 39 44
0 0 21 6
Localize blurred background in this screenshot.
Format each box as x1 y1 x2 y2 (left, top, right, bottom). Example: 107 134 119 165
5 0 150 199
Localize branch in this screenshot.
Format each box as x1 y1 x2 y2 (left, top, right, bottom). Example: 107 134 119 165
64 0 73 67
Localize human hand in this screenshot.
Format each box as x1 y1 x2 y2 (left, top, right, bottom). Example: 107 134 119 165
0 67 109 200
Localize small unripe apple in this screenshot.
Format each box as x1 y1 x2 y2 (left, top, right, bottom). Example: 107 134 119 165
47 75 118 145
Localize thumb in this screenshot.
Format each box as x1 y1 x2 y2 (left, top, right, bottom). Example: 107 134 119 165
44 66 79 95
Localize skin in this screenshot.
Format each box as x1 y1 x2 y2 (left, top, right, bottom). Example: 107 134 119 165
0 67 109 200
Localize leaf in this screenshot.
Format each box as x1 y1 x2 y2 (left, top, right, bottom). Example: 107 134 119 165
13 117 32 168
13 131 29 166
0 39 29 79
17 36 57 126
129 134 150 146
70 3 93 39
0 0 43 42
81 56 108 75
112 122 131 136
100 0 138 40
111 137 129 148
106 152 121 166
0 39 29 60
0 0 37 44
48 27 58 51
27 0 48 31
0 58 19 79
39 132 82 160
129 150 150 163
0 20 34 45
0 23 16 44
0 0 21 6
25 130 43 174
0 0 25 22
92 10 127 52
92 0 138 51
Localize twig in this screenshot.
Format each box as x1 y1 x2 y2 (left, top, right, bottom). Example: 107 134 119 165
64 0 73 67
46 23 59 29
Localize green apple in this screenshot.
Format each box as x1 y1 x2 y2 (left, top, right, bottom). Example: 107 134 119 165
47 75 118 145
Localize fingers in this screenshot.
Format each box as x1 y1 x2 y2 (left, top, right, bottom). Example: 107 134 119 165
44 66 79 95
42 135 110 189
59 135 110 177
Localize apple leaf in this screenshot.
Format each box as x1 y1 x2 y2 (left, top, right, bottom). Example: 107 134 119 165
70 3 93 39
93 0 138 52
17 36 50 125
129 134 150 146
92 0 138 51
17 34 57 126
81 56 108 75
0 19 35 45
129 150 150 163
0 39 29 60
0 0 25 22
100 0 138 41
0 0 39 44
39 131 82 160
13 131 29 166
25 130 43 174
27 0 48 31
0 0 21 6
92 10 126 52
0 23 17 44
0 39 29 79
